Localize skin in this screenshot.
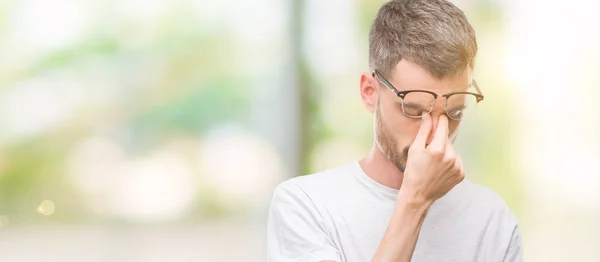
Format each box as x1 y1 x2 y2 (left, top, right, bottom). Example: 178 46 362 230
358 59 469 262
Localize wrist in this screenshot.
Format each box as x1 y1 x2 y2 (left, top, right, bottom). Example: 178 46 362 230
396 189 434 212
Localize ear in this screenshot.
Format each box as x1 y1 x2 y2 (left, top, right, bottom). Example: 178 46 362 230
360 72 378 113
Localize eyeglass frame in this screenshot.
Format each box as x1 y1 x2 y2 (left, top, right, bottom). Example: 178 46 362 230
372 69 485 120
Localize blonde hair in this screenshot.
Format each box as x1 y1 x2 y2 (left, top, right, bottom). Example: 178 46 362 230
369 0 477 79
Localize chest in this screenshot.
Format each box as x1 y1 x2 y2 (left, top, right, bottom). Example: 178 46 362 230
323 202 498 262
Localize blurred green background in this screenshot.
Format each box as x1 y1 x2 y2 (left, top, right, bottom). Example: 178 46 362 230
0 0 599 261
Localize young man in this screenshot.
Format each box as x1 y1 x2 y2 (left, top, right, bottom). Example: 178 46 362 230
267 0 522 261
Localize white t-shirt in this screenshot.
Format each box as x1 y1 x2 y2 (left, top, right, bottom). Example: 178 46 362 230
267 161 522 262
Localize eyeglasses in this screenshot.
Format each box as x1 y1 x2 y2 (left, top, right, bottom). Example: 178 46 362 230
373 70 484 120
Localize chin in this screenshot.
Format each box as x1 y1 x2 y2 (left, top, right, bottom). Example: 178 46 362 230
396 164 405 173
391 158 406 173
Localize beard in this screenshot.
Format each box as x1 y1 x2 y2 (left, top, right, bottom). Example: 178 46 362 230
375 100 410 173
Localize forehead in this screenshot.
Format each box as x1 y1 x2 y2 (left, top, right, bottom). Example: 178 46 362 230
387 60 471 93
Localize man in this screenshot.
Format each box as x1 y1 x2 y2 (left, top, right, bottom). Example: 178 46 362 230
267 0 522 261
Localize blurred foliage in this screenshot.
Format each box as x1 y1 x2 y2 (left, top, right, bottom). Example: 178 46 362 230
0 2 254 224
0 130 89 224
130 77 251 151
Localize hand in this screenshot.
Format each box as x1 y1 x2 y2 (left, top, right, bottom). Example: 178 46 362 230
399 114 465 204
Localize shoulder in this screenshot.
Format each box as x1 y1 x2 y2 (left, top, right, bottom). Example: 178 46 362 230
272 162 355 201
453 180 506 203
268 163 357 228
454 181 522 258
447 180 518 223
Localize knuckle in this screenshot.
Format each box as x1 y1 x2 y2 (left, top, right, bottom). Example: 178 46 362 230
427 148 445 158
457 171 466 181
444 153 456 162
453 160 461 170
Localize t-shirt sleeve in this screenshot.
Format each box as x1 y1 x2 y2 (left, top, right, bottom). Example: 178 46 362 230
267 179 342 262
503 224 523 262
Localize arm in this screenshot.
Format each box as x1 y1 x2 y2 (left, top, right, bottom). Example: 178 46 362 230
372 192 432 262
372 114 465 262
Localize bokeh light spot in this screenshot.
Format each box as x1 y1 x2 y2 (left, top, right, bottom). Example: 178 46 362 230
37 200 56 216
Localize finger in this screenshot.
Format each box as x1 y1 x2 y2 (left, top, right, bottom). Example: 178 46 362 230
444 141 457 162
446 143 461 169
412 113 433 149
429 114 449 150
455 157 465 182
452 155 462 172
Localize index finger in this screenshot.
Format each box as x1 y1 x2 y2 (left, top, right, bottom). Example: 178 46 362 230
429 114 449 150
412 113 432 149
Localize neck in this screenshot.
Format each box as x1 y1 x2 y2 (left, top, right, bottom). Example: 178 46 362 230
359 143 404 190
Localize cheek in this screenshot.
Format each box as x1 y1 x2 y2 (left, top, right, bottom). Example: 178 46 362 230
449 120 461 138
389 117 421 146
380 100 420 146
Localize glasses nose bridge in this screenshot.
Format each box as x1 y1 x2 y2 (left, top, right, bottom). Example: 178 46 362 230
429 94 447 113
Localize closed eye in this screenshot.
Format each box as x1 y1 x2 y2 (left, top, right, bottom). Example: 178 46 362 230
447 105 467 117
403 103 428 116
404 103 426 111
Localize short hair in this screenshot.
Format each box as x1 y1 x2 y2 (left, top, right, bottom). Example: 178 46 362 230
369 0 477 79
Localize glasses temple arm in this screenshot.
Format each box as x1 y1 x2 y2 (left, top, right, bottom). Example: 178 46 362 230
472 80 483 96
